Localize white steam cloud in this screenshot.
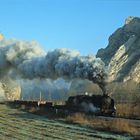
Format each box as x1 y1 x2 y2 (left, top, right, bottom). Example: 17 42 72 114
0 39 107 100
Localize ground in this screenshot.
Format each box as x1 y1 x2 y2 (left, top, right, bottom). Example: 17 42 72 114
0 104 135 140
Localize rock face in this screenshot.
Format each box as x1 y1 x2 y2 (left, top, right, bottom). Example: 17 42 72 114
1 78 21 100
96 16 140 83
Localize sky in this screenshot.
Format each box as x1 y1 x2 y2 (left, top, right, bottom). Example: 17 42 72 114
0 0 140 55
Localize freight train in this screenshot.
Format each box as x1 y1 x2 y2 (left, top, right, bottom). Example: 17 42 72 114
6 94 116 116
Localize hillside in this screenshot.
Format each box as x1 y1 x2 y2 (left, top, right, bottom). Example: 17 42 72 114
97 16 140 83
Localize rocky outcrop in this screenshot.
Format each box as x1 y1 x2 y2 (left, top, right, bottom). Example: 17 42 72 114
96 16 140 83
1 78 21 100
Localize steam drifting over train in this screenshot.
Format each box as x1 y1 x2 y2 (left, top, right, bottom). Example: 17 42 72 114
0 39 107 98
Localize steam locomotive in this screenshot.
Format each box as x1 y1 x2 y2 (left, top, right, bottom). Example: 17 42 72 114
66 94 116 116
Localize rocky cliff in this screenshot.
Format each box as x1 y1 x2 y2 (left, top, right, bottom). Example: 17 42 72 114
96 16 140 83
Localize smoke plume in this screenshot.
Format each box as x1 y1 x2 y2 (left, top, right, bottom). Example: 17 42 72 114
0 39 107 100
